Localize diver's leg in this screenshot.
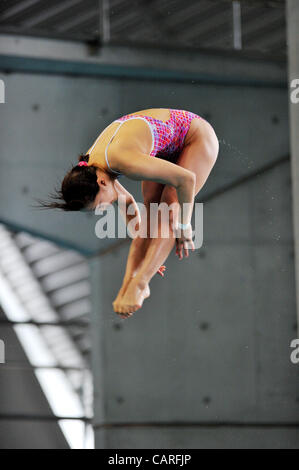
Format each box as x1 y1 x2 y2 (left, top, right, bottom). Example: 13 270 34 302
115 121 219 315
113 181 164 317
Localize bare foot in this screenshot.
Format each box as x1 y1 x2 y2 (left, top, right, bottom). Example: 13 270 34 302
143 283 150 299
113 279 150 317
113 280 131 306
113 267 161 315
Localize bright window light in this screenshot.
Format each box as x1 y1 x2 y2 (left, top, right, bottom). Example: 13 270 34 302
35 368 84 418
0 269 30 322
14 324 56 367
59 420 94 450
0 255 94 449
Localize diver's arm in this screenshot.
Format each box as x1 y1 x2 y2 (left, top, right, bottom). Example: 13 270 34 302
112 148 196 228
114 179 141 233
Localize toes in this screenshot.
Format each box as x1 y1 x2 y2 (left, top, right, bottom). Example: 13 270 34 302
113 302 125 316
126 304 139 314
113 300 142 316
118 309 130 318
116 305 135 316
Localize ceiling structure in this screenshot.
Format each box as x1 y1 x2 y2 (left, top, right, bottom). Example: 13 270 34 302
0 224 92 430
0 0 287 60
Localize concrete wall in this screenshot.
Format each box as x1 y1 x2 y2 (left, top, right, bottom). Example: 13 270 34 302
96 426 299 449
90 64 298 448
0 44 287 254
0 47 297 448
92 162 299 448
0 308 68 449
287 0 299 334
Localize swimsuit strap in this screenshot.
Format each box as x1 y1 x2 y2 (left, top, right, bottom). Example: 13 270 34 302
89 115 156 175
88 121 114 154
115 116 155 155
104 121 125 175
87 121 122 175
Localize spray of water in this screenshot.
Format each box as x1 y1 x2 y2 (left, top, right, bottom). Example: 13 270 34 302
218 138 254 170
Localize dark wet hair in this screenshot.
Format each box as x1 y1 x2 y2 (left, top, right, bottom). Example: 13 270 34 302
37 154 99 211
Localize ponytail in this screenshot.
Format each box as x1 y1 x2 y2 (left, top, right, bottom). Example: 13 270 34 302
35 154 98 211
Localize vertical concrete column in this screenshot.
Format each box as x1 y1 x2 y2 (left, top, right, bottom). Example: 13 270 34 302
287 0 299 333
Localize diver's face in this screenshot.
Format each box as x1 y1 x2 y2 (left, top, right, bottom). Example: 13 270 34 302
88 173 117 211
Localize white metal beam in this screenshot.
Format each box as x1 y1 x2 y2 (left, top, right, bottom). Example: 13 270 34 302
232 1 242 50
0 0 42 22
100 0 110 44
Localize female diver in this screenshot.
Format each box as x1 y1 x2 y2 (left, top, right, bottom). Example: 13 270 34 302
43 108 219 319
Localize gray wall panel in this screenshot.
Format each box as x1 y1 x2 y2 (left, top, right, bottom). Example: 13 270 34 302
120 80 289 199
92 149 298 447
96 426 299 449
0 311 68 449
0 420 69 449
100 243 256 423
0 72 289 253
0 73 122 253
0 53 296 449
287 0 299 335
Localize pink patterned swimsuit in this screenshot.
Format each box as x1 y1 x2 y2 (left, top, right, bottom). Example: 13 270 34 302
101 109 201 176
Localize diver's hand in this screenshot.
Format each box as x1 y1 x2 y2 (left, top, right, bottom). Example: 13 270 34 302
175 224 195 259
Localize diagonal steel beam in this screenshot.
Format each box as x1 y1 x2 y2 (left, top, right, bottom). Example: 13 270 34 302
137 0 165 41
244 17 286 47
111 11 143 35
21 0 87 28
0 24 94 41
181 13 232 43
177 2 232 42
249 28 286 50
266 39 287 54
0 0 43 22
158 0 219 29
57 8 99 32
241 5 283 37
142 0 186 40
